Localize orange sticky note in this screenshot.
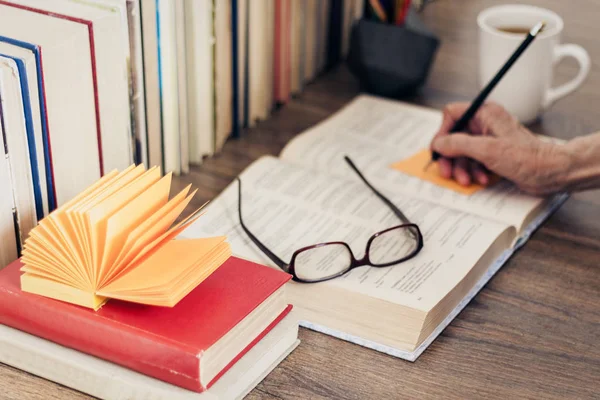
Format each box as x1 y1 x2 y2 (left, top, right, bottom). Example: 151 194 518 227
390 149 498 195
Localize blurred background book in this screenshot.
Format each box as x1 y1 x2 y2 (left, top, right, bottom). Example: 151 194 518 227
0 0 441 268
0 0 377 267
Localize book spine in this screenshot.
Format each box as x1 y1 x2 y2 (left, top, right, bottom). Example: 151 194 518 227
0 90 21 257
231 0 240 138
243 0 250 128
274 0 281 103
0 289 204 392
33 46 57 212
284 0 292 101
207 304 292 387
11 58 44 222
298 0 305 90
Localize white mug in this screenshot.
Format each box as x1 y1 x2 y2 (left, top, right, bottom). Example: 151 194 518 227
477 5 590 123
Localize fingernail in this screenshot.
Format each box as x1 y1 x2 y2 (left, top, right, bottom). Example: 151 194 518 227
458 173 471 186
439 160 452 178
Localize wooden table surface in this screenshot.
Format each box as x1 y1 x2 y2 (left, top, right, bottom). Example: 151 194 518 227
3 0 600 399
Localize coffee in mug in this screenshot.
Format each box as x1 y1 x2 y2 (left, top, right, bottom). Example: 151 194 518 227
495 26 536 35
477 5 590 123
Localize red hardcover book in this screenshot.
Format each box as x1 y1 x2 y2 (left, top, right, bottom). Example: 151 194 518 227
0 257 292 392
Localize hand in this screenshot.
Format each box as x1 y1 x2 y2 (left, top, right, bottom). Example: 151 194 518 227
430 102 573 195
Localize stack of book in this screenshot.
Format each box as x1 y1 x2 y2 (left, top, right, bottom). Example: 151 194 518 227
0 165 299 398
0 256 299 399
0 0 365 270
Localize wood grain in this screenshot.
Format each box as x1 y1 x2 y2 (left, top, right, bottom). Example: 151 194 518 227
3 0 600 398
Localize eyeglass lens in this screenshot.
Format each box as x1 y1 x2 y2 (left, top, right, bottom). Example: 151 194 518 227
293 244 352 282
368 225 420 266
293 225 420 281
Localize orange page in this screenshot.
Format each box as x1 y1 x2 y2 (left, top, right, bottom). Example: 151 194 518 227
106 207 203 286
390 149 498 196
100 187 195 287
97 174 173 282
59 169 122 211
87 167 161 283
27 221 88 284
20 251 82 287
98 237 227 294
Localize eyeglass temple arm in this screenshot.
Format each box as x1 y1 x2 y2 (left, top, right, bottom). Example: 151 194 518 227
344 156 412 225
236 178 289 271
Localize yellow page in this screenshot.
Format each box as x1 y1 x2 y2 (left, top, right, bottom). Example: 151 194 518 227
164 243 230 293
112 208 203 280
20 266 75 287
48 212 88 280
58 169 122 211
97 174 172 283
87 167 161 284
53 167 133 275
65 212 92 277
101 243 231 307
100 187 194 286
34 168 124 280
21 273 107 310
128 242 230 295
72 165 146 213
73 165 148 280
25 220 91 287
21 238 82 284
98 237 227 294
21 245 82 285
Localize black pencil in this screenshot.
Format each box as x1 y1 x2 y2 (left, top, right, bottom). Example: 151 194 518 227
426 21 546 170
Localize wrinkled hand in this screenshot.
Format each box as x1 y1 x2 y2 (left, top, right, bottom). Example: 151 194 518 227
430 102 572 195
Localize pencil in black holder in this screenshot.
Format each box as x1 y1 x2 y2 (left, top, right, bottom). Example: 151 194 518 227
347 8 440 98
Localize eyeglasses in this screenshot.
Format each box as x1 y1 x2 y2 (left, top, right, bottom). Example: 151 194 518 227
236 156 424 283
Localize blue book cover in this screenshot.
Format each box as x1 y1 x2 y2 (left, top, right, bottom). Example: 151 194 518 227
0 36 56 213
0 53 44 221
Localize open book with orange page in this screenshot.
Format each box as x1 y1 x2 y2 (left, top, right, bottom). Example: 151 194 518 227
181 94 568 361
20 164 231 310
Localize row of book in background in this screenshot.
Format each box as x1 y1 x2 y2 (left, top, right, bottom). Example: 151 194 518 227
0 0 366 270
150 0 364 174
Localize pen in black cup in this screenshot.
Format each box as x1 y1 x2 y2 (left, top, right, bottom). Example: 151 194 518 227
426 21 546 171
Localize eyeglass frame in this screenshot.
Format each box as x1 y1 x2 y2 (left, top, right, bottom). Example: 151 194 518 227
236 156 424 283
